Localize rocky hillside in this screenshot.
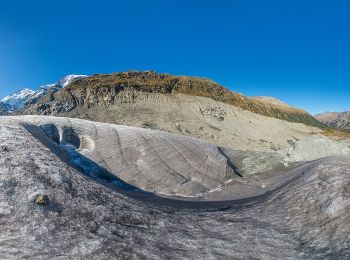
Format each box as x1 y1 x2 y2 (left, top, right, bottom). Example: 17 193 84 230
22 71 324 128
315 111 350 129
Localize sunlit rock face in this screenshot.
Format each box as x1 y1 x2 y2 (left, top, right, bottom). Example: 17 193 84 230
0 116 350 259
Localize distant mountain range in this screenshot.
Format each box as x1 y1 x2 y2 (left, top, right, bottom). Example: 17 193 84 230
315 111 350 130
0 75 86 114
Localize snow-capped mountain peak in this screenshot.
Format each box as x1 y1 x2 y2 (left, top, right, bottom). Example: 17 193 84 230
56 75 87 88
40 75 87 91
1 89 35 102
1 88 40 111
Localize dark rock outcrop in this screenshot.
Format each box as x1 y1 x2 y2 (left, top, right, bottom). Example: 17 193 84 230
35 194 50 205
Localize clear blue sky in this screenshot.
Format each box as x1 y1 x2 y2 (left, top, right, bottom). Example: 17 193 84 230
0 0 349 114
